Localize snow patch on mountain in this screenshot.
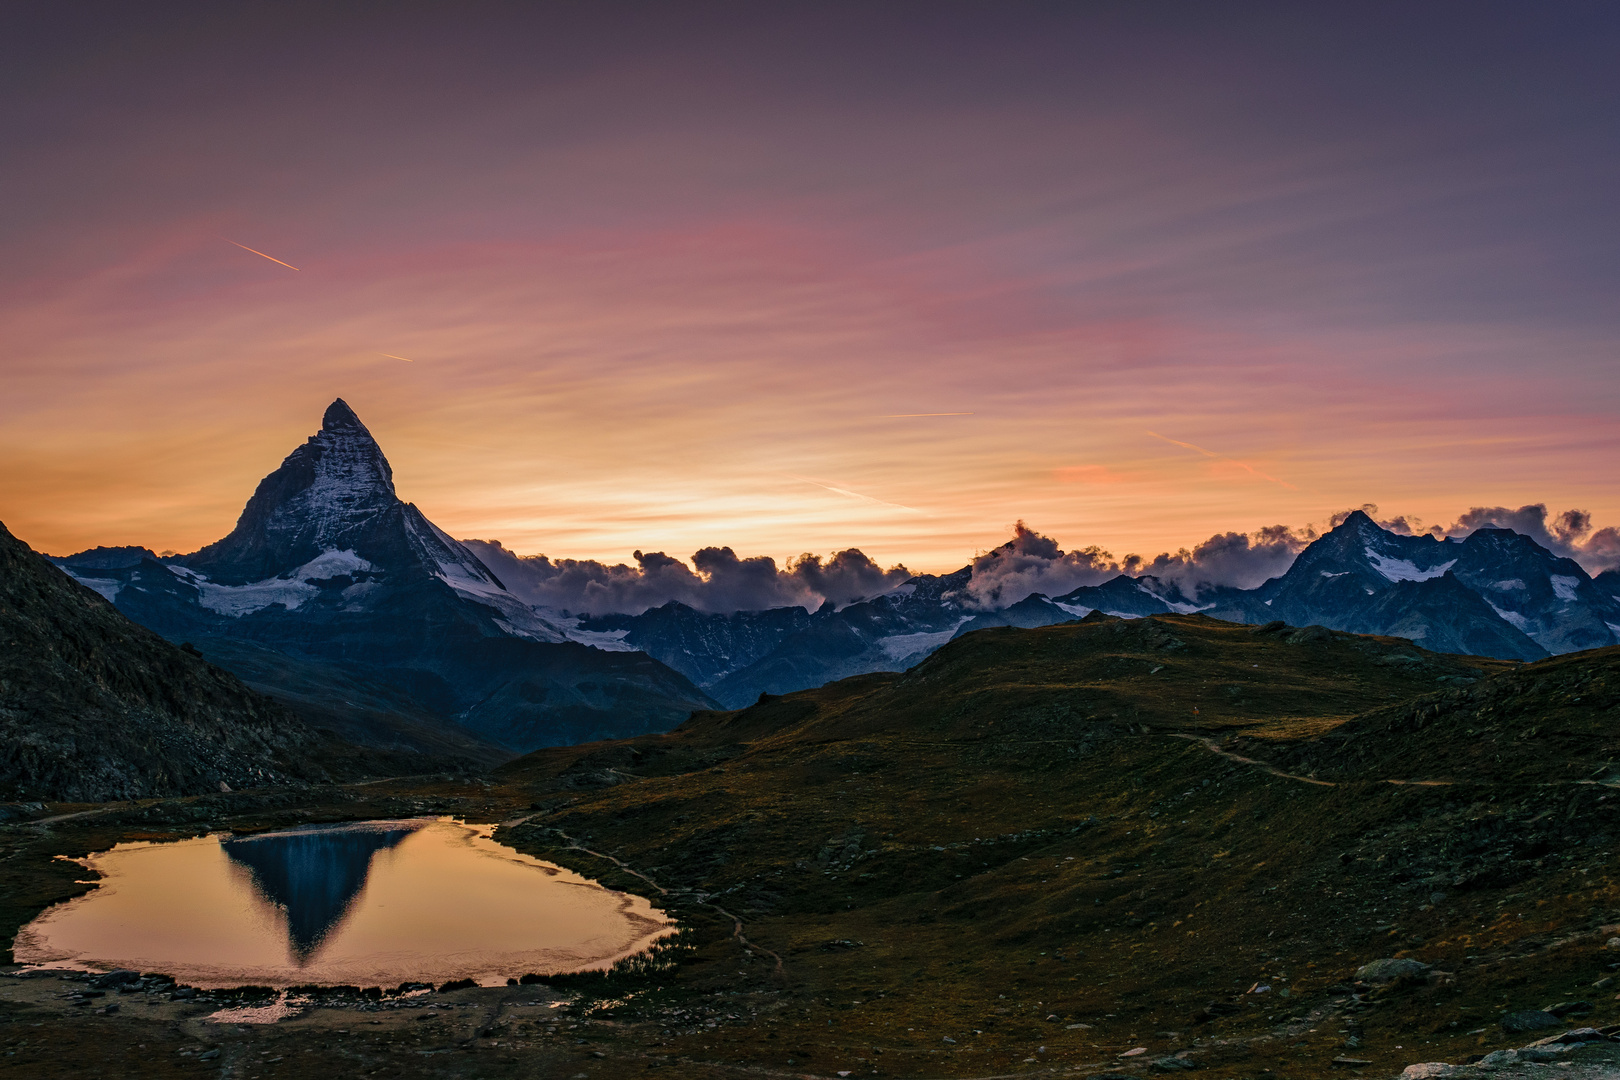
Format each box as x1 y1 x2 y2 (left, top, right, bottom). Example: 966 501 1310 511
1486 601 1531 632
1550 574 1581 601
175 550 375 616
878 621 972 661
1489 579 1527 591
1366 549 1456 583
64 572 122 602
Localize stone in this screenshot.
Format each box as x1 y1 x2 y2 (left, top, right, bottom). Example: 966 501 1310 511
1120 1047 1147 1057
90 969 141 989
1151 1057 1195 1072
1544 1000 1594 1018
1478 1049 1518 1067
1400 1065 1454 1079
1526 1028 1607 1047
197 1049 221 1061
1500 1010 1562 1033
1355 958 1431 984
1331 1057 1374 1067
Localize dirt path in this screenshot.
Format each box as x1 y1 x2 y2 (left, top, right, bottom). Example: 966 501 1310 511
504 817 787 978
1166 732 1337 787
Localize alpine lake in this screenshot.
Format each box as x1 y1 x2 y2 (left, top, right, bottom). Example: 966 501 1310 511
13 817 671 990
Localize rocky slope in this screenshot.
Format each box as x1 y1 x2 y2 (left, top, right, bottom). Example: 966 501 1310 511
0 520 331 801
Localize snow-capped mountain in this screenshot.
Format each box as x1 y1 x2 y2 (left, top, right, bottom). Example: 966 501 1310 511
572 510 1620 706
53 401 715 752
51 400 1619 726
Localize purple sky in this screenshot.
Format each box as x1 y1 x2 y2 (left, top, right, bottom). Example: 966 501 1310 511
3 2 1618 571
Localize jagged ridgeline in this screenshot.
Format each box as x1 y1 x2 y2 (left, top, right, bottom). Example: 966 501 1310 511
0 520 332 801
50 400 718 754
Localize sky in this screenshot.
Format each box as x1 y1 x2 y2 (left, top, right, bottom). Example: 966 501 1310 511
3 2 1618 575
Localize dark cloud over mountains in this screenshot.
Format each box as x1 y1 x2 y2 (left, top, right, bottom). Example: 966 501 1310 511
467 502 1619 617
464 540 910 616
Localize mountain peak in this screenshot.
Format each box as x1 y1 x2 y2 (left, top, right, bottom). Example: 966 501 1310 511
322 398 367 433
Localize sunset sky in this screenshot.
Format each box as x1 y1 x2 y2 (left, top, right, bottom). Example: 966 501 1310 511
4 3 1618 572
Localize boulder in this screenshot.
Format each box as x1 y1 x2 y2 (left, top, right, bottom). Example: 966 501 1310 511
1500 1010 1562 1034
1355 958 1430 984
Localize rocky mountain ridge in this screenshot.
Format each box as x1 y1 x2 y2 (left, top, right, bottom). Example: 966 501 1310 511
53 401 715 752
49 401 1620 721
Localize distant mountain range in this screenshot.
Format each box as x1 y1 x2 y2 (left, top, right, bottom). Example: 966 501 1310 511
572 509 1620 706
48 399 1620 739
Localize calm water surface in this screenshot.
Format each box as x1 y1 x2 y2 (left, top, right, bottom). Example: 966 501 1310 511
14 818 670 987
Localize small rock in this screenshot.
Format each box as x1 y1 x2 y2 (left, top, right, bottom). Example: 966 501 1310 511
1356 958 1431 984
1501 1010 1562 1034
942 1037 956 1044
1594 977 1614 989
1517 1047 1573 1063
1401 1065 1454 1079
1151 1057 1195 1072
96 1003 119 1015
1544 1001 1594 1018
1525 1028 1606 1047
1331 1057 1374 1068
1120 1047 1148 1057
90 969 141 989
1478 1049 1518 1067
197 1049 221 1061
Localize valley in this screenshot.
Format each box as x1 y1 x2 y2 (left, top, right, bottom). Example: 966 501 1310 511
5 615 1620 1078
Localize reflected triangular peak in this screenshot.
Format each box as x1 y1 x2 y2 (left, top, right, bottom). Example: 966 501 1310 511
222 820 425 961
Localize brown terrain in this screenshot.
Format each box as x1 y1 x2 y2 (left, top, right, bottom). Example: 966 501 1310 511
5 614 1620 1079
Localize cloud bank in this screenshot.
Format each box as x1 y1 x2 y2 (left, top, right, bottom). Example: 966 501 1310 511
464 540 911 616
958 521 1316 610
465 501 1619 618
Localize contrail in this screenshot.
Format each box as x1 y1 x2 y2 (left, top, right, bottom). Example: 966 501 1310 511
380 354 414 362
221 238 300 270
1145 430 1296 490
785 473 924 514
878 412 974 418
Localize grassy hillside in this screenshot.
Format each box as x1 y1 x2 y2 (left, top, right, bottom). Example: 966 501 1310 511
7 613 1619 1079
490 615 1620 1076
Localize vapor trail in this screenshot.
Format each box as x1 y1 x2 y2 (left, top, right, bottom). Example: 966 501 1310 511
220 238 300 270
380 354 414 362
878 412 975 417
785 473 924 514
1145 430 1296 490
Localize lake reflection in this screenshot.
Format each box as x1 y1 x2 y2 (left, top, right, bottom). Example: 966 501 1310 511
221 822 421 958
15 819 671 988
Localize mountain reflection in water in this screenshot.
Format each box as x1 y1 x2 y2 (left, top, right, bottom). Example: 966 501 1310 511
222 822 423 960
14 817 673 989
